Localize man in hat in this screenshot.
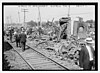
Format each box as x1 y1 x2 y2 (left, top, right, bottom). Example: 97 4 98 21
79 37 95 70
9 26 13 43
20 30 27 52
14 29 21 47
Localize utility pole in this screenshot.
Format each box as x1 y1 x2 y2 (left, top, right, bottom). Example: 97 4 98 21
52 18 54 23
18 11 20 23
67 5 71 39
6 16 9 24
38 7 41 27
51 18 54 26
68 5 70 17
37 7 42 39
10 16 12 24
21 9 28 23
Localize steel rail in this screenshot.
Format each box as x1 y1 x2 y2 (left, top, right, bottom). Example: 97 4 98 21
8 42 34 70
7 40 69 70
26 45 69 70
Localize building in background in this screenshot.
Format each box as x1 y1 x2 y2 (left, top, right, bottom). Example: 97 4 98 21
73 17 88 39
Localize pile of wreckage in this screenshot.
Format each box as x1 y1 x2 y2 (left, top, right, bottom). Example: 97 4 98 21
27 17 82 62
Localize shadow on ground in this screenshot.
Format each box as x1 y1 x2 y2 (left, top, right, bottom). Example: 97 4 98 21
3 41 13 70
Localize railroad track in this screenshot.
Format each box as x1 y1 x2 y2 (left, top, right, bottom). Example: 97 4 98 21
6 40 69 70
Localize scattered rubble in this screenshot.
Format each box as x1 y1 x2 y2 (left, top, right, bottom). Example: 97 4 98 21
27 38 82 70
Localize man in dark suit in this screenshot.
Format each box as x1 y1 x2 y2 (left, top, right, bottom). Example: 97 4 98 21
79 38 95 70
14 30 21 47
20 30 27 52
9 27 13 43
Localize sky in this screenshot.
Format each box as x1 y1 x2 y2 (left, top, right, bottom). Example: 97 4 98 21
4 5 95 24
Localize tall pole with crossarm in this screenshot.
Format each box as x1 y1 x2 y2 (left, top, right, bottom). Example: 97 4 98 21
21 9 28 23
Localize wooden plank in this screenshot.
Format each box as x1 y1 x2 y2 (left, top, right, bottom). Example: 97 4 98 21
27 60 49 64
31 61 52 65
26 59 48 63
33 62 54 66
25 57 46 60
36 66 63 69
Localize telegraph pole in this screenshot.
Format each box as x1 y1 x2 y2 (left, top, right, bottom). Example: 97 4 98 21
37 7 42 39
21 9 28 23
67 5 71 39
38 7 41 27
52 18 54 23
10 16 12 24
68 5 70 17
6 16 9 24
18 11 20 23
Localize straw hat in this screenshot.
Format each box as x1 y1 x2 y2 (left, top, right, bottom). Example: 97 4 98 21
85 37 95 44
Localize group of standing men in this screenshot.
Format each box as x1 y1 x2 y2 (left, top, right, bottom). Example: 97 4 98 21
8 27 27 52
14 28 27 52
